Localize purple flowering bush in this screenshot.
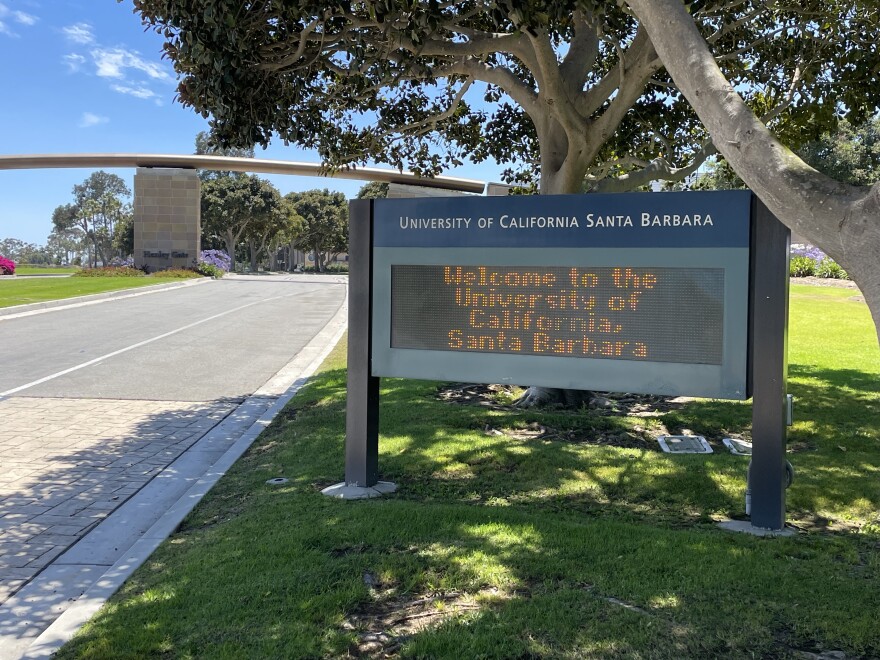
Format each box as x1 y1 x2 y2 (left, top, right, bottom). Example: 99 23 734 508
194 250 231 278
0 255 14 275
200 250 231 272
790 244 849 279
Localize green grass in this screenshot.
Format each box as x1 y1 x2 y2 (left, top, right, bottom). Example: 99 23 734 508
0 276 194 308
57 284 880 659
13 265 81 275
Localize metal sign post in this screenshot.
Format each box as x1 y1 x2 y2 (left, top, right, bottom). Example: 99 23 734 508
344 199 380 488
747 199 790 530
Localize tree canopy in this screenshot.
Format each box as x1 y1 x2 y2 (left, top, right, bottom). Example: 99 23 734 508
133 1 876 195
285 189 348 272
201 172 283 269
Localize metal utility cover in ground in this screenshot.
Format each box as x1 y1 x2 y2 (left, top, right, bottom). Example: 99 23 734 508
658 435 713 454
723 438 753 456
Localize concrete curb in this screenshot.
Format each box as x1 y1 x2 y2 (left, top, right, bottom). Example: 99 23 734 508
0 278 212 320
15 288 349 659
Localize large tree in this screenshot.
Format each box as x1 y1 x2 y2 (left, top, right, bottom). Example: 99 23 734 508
133 0 879 401
625 0 880 343
131 1 866 194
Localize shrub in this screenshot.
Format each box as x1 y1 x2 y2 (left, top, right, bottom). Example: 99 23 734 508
789 256 816 277
0 255 15 275
150 268 204 279
199 250 231 272
816 257 849 280
108 256 135 268
193 261 225 278
73 266 145 277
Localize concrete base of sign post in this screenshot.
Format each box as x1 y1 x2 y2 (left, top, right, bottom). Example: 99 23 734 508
321 481 398 500
717 519 796 537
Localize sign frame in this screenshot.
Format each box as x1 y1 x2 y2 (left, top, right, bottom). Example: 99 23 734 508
343 192 790 530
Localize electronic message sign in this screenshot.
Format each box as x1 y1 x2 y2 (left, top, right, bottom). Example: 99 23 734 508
371 191 753 399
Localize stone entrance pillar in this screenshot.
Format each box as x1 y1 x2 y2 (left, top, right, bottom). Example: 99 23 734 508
133 168 200 271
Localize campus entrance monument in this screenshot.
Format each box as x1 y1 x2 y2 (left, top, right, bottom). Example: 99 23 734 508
133 168 200 272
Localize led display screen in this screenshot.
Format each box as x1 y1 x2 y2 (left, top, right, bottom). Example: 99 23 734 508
391 265 724 365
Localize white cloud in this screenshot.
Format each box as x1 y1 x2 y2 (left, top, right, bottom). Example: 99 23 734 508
13 10 37 26
110 83 157 100
0 2 38 36
79 112 109 128
91 47 171 82
62 22 94 44
63 53 86 73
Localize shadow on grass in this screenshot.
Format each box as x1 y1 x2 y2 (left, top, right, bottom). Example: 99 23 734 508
54 362 880 659
58 488 880 658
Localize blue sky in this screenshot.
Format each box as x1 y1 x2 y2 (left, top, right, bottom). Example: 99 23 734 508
0 1 504 246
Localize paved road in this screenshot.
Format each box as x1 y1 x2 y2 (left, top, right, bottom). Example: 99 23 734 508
0 274 347 658
0 275 346 401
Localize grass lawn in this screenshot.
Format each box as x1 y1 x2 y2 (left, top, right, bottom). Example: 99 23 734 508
0 276 193 308
58 284 880 659
12 265 81 275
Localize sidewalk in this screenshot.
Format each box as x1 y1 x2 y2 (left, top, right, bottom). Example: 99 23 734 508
0 287 348 659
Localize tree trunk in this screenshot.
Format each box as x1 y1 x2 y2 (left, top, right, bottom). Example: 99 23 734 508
627 0 880 344
517 123 595 408
224 229 237 273
249 238 258 272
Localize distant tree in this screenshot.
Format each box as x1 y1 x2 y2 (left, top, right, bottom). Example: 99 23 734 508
356 181 389 199
51 203 90 265
201 173 282 270
286 189 348 272
46 226 86 265
50 172 132 267
266 204 305 271
243 184 286 271
688 118 880 192
0 238 26 261
0 238 50 264
194 130 255 181
799 118 880 187
113 213 135 258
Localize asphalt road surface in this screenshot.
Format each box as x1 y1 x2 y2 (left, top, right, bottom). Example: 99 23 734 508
0 273 348 659
0 274 347 401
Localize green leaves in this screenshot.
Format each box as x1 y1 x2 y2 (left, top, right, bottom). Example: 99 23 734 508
133 0 879 191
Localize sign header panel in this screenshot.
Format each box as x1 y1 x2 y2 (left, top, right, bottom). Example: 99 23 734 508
374 190 751 249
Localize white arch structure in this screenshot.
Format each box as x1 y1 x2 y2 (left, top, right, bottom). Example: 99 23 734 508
0 153 487 270
0 153 487 193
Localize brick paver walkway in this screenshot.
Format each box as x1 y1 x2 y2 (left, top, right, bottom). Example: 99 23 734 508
0 396 237 604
